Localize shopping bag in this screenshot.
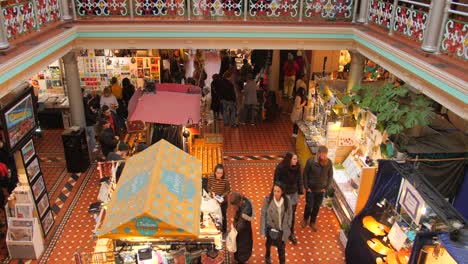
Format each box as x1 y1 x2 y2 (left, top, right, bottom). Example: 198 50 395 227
226 226 238 253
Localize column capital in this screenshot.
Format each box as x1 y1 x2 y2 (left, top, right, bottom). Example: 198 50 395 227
62 51 78 64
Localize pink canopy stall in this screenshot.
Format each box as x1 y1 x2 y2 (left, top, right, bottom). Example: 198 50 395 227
129 91 201 125
157 83 201 94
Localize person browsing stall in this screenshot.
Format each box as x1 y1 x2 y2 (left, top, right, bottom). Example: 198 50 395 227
230 192 254 264
260 182 293 264
97 119 119 158
207 164 231 234
302 146 333 231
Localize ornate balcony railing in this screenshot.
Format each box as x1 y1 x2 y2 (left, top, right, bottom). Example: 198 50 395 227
304 0 354 21
2 0 38 40
248 0 299 19
368 0 393 30
392 3 428 42
441 18 467 61
192 0 242 17
74 0 130 16
134 0 185 17
36 0 61 26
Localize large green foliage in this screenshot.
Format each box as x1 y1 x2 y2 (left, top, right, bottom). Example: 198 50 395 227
342 83 434 135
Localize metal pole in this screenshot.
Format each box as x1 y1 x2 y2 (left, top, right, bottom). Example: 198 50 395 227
244 0 247 21
187 0 191 21
61 0 73 21
421 0 448 53
352 0 359 23
129 0 134 20
0 1 10 49
388 0 398 35
357 0 369 23
299 0 304 22
434 0 451 54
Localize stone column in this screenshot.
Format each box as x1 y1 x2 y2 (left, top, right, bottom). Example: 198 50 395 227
61 0 73 21
422 0 449 53
0 1 10 49
62 51 86 127
347 51 365 92
357 0 370 23
268 49 280 91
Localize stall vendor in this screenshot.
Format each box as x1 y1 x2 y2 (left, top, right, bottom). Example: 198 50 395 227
207 164 231 234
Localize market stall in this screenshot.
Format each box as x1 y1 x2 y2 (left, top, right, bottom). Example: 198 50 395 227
79 140 225 263
345 160 466 264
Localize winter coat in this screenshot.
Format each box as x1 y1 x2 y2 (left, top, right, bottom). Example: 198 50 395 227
219 78 236 102
233 197 254 262
260 196 293 242
274 163 304 195
99 128 118 158
243 80 258 105
290 95 306 123
83 97 98 126
122 84 135 106
303 155 334 192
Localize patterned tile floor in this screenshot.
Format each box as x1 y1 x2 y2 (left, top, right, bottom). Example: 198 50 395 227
3 114 344 264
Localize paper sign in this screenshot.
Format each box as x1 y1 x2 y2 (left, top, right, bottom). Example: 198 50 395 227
388 222 407 251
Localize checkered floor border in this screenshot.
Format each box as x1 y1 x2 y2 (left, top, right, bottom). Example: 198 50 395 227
224 154 284 161
51 173 80 215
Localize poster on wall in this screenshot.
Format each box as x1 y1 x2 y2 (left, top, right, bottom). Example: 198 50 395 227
21 139 36 164
2 92 36 150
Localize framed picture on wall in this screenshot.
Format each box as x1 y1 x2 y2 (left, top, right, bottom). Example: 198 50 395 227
36 192 50 219
31 175 46 201
21 139 35 164
26 157 40 183
41 209 54 236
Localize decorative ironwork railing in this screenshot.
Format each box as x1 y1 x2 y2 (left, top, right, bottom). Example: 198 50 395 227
441 18 468 60
368 0 393 30
36 0 61 26
192 0 243 17
304 0 354 20
75 0 129 16
134 0 185 16
2 0 37 40
392 4 427 41
248 0 299 18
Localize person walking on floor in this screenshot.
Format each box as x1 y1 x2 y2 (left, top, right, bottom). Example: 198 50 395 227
230 192 254 264
291 80 307 138
302 146 334 231
261 182 293 264
207 164 231 234
273 152 303 245
82 89 99 153
220 71 237 128
210 74 223 121
283 53 299 99
241 74 258 125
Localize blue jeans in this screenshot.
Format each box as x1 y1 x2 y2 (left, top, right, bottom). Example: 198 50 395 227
243 104 256 124
223 100 236 126
86 125 96 151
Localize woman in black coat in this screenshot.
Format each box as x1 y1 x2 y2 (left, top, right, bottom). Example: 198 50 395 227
230 192 253 264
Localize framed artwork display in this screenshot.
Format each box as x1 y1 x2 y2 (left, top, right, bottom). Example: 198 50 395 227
8 227 32 241
26 157 40 182
41 209 54 236
36 192 50 219
8 218 33 228
31 175 46 201
21 139 35 164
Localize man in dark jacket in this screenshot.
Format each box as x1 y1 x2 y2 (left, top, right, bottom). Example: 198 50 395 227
106 142 128 182
274 152 303 244
220 71 237 127
83 89 99 152
302 146 333 231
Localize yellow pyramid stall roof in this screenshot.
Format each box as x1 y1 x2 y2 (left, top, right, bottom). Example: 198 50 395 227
97 140 202 240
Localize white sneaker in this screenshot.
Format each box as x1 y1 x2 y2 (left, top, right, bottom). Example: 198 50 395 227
292 133 297 138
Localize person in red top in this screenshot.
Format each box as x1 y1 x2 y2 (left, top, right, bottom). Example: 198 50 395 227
283 53 299 99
